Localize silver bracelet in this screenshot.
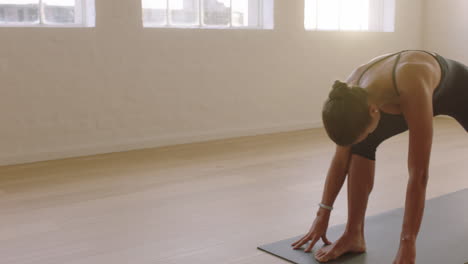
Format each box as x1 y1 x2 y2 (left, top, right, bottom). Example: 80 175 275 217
318 203 333 210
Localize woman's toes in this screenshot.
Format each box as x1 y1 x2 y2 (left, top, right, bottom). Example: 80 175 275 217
316 254 328 262
315 251 326 260
314 254 323 261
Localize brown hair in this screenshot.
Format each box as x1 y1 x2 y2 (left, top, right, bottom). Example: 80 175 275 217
322 80 371 146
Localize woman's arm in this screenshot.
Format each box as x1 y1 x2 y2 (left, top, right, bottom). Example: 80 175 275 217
291 145 352 251
318 145 352 217
397 63 434 243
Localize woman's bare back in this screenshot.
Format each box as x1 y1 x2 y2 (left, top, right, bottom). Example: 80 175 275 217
346 50 442 114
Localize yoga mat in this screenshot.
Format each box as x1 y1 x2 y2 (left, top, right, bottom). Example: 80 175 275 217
258 188 468 264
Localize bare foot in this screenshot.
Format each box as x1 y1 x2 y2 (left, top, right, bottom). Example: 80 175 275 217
314 231 366 263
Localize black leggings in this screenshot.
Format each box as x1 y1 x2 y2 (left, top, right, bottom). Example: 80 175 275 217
351 54 468 161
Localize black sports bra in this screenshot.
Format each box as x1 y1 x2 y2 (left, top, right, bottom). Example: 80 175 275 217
356 50 439 96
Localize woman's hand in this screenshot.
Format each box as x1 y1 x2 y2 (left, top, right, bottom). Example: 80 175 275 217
291 210 332 252
392 241 416 264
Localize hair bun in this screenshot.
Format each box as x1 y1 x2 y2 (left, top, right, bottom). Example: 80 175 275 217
329 80 349 100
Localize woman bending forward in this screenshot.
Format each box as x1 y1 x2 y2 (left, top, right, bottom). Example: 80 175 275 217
291 50 468 263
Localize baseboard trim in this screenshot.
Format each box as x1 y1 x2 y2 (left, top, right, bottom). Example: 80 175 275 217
0 120 323 166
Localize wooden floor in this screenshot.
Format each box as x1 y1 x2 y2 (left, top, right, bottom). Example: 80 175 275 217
0 117 467 264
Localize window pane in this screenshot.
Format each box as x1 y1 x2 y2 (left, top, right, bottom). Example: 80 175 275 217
340 0 368 30
262 0 274 29
203 0 230 26
304 0 317 30
382 0 394 32
43 0 75 24
316 0 339 30
170 0 198 26
0 0 39 23
232 0 258 27
142 0 273 29
305 0 390 32
143 0 167 26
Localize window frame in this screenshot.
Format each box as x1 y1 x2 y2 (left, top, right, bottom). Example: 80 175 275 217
304 0 395 32
143 0 270 30
0 0 95 27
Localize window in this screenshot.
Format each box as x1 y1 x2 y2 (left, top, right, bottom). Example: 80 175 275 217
304 0 395 32
142 0 274 29
0 0 95 27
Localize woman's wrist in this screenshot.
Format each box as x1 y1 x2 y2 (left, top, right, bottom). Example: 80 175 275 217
317 207 332 217
400 234 417 243
318 202 334 210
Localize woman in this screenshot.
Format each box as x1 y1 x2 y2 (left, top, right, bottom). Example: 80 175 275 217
290 50 468 263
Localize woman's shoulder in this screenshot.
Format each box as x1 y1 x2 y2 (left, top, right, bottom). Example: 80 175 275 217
395 52 441 95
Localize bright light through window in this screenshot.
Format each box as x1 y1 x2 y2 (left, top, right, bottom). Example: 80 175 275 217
142 0 167 9
305 0 394 32
142 0 274 29
43 0 75 6
0 0 95 26
0 0 36 3
340 0 369 30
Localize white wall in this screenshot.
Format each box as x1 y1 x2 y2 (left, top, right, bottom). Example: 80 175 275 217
0 0 424 166
424 0 468 64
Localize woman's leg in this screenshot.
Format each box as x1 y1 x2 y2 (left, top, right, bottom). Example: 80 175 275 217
345 154 376 237
344 113 408 235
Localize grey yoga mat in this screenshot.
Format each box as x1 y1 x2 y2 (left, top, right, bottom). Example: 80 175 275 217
258 188 468 264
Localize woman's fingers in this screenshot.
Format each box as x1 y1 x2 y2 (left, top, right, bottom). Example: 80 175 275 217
322 234 332 245
291 234 307 247
292 235 311 249
304 236 320 253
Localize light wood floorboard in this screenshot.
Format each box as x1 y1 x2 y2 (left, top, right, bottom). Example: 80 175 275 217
0 117 467 264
